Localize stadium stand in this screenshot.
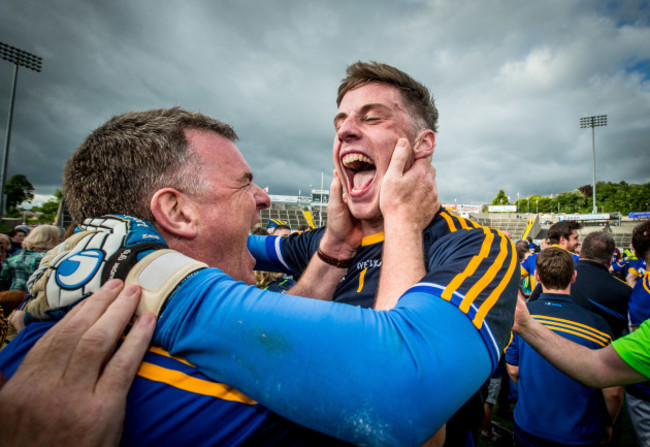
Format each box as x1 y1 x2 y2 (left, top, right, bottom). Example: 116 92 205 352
259 204 327 229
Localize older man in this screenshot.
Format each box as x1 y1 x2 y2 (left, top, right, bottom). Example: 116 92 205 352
1 63 517 447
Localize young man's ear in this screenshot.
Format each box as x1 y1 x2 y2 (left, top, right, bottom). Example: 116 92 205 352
414 129 436 161
150 188 198 240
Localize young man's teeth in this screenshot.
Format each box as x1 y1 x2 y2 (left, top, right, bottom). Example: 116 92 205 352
343 154 373 167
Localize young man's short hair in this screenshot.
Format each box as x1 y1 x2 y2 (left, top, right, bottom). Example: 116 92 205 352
536 247 575 290
337 61 438 132
548 221 582 245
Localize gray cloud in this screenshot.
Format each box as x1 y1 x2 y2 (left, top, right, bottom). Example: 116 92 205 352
1 0 648 207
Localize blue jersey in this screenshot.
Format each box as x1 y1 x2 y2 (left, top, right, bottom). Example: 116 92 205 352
612 257 646 279
0 320 346 447
521 245 578 291
506 293 613 445
156 218 519 446
250 207 510 312
249 208 517 446
0 213 518 446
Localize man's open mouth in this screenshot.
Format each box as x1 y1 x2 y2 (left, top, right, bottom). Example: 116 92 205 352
342 153 376 193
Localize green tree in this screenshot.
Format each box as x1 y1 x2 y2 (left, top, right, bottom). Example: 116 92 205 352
4 174 35 211
32 189 63 224
491 190 509 205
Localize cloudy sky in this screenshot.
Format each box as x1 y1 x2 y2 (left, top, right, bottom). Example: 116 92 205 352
1 0 649 208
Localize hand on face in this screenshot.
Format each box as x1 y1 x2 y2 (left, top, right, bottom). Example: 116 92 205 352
320 170 362 259
379 138 439 233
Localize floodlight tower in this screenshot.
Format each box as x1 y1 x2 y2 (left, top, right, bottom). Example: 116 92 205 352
0 42 42 215
580 115 607 214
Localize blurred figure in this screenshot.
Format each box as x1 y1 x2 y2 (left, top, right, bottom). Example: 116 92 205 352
540 237 551 250
7 227 28 256
0 234 10 267
0 225 60 292
526 236 539 253
266 218 290 236
521 221 581 292
270 224 291 237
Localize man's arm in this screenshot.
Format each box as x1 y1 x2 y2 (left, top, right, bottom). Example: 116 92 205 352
601 386 624 443
286 171 360 300
375 139 438 310
506 363 519 384
513 296 647 387
151 226 516 446
0 280 155 447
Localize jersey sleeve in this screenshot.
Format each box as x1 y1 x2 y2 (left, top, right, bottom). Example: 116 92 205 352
520 254 532 277
612 319 650 379
417 227 519 368
505 333 520 366
247 229 323 275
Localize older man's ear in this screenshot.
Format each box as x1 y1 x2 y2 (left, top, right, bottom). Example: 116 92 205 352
150 188 199 240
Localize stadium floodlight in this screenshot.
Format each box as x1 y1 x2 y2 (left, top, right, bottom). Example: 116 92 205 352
580 114 607 214
0 42 42 215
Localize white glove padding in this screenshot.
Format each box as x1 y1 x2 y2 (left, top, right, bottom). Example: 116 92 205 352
27 215 168 320
125 249 207 317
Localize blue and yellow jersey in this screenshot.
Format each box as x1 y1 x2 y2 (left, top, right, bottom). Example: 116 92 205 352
0 321 347 446
628 272 650 327
506 293 613 445
248 207 517 367
155 220 518 445
251 207 489 308
520 245 578 290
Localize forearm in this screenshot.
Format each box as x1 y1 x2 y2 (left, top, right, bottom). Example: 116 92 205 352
287 230 356 300
516 319 642 387
506 363 519 384
286 251 347 300
375 221 425 310
602 386 624 425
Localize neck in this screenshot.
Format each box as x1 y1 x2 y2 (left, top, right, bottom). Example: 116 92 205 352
541 286 571 295
580 256 608 266
361 218 384 237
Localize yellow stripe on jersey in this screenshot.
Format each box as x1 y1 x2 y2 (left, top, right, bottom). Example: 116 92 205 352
643 273 650 294
440 211 458 233
441 227 494 302
462 231 509 312
541 326 610 347
361 232 384 246
533 315 612 346
137 361 257 404
461 231 509 311
148 346 194 367
357 268 367 293
474 236 518 329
